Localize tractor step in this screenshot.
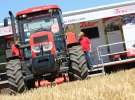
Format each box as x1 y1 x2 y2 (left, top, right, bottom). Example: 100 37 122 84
0 80 8 90
0 73 8 91
0 73 7 81
88 67 105 77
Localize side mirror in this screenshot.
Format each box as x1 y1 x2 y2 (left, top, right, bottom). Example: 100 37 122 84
4 17 9 26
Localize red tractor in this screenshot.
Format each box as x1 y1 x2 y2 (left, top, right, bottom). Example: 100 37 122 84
6 5 88 94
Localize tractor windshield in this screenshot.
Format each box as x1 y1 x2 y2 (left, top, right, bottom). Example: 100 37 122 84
23 17 59 42
17 9 63 42
24 17 59 33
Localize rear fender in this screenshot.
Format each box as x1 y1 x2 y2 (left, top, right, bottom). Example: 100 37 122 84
11 44 22 58
65 32 80 48
6 56 21 61
66 32 79 46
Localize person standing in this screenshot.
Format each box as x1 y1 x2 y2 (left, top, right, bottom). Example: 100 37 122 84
79 32 93 69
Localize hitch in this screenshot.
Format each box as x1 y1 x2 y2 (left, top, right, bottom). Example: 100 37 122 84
35 74 69 88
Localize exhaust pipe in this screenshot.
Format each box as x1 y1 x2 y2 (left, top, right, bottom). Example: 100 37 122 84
9 11 17 42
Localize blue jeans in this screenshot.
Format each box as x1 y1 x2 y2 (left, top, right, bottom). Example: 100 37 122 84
84 51 93 69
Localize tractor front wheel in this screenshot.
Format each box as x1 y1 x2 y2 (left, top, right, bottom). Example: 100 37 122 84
6 59 26 94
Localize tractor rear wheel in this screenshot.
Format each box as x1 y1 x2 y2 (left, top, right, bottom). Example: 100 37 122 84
6 59 26 94
68 45 88 80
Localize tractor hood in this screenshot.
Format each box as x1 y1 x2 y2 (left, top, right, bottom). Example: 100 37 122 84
29 31 56 58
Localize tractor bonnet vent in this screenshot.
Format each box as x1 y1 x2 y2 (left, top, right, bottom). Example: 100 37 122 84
34 35 48 44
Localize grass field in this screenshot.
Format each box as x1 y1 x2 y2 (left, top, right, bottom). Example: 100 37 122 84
1 69 135 100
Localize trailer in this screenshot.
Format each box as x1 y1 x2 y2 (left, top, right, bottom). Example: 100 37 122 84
62 0 135 67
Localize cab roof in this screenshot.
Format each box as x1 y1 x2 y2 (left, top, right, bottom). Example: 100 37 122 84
16 5 60 16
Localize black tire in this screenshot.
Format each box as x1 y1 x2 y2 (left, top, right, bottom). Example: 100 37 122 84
6 59 26 94
68 45 88 80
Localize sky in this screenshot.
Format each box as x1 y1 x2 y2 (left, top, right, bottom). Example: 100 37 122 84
0 0 133 22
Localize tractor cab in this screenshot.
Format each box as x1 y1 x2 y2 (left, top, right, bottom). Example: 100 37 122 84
14 5 65 58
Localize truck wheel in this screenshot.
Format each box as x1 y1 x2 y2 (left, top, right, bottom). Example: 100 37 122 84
6 59 26 94
68 45 88 80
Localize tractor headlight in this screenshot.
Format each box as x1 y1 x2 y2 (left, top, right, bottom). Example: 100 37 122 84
32 46 40 53
42 42 53 52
